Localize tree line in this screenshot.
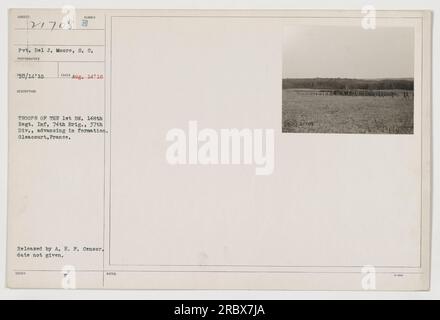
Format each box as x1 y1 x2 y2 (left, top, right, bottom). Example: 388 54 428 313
282 78 414 91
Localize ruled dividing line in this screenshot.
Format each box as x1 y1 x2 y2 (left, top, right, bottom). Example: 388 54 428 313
15 60 104 63
43 77 103 79
14 28 105 31
12 269 425 275
14 44 105 47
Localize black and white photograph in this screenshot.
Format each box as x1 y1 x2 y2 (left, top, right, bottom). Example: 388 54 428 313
282 26 415 134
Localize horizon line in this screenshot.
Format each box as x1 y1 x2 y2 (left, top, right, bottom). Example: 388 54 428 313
282 77 414 80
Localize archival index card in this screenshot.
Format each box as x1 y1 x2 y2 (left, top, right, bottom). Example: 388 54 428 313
7 9 432 290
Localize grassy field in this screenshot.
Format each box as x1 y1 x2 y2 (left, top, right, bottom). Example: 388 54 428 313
282 89 414 134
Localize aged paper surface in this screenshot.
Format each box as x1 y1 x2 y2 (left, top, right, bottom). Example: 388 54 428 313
7 9 432 290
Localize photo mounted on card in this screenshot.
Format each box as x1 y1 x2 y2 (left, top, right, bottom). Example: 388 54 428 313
282 25 414 134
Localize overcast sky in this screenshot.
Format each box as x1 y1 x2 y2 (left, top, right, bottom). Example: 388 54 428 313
283 26 414 79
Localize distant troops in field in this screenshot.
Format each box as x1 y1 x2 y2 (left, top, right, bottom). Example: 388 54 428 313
298 89 413 99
